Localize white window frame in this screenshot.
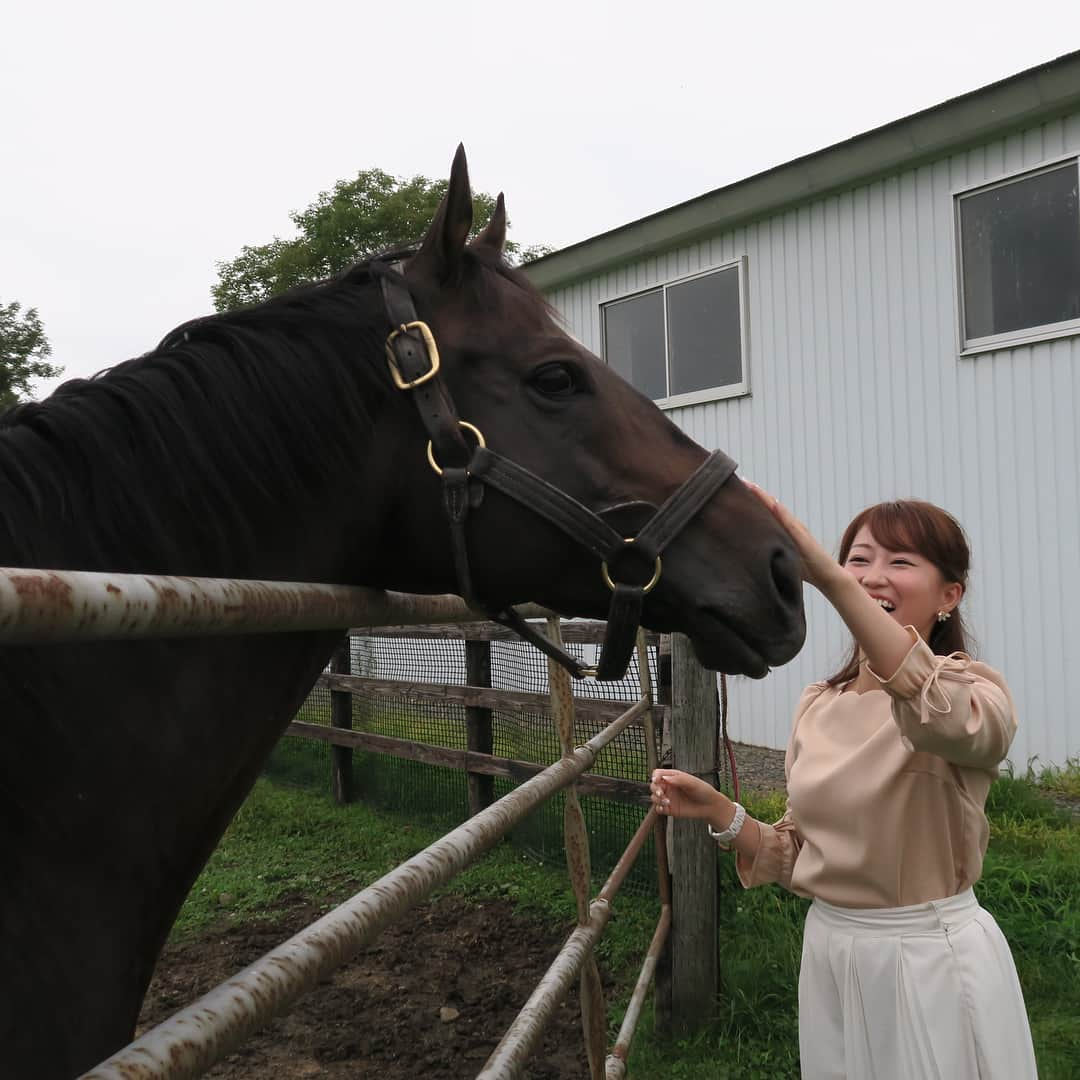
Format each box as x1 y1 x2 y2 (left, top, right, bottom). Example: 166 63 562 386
954 154 1080 357
601 258 751 410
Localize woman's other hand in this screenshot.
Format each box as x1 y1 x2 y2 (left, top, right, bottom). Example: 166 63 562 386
651 769 729 823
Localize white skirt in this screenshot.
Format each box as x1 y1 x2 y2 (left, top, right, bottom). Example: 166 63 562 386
798 888 1037 1079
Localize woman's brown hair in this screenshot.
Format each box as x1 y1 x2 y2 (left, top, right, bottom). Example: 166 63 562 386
825 500 973 688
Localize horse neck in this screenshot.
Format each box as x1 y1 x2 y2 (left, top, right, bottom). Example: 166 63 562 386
0 627 345 1077
0 301 414 1076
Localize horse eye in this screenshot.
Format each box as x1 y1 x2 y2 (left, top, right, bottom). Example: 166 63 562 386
530 362 579 398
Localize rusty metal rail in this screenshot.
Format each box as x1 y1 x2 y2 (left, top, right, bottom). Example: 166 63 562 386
476 809 658 1079
605 908 671 1078
80 696 652 1079
0 567 548 643
605 631 673 1079
10 565 674 1078
480 627 670 1080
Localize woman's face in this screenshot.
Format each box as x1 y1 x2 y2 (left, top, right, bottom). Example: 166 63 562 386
842 526 962 642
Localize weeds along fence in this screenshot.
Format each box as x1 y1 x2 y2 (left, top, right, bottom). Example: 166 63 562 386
0 568 722 1079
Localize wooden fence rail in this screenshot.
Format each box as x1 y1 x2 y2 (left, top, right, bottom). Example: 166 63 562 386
286 620 721 1042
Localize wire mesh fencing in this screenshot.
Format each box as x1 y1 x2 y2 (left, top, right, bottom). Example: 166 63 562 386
267 623 664 896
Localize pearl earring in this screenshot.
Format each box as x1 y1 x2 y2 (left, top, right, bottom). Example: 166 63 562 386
936 610 951 623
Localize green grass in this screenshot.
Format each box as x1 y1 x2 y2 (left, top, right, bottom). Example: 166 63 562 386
172 769 1079 1079
979 774 1080 1078
173 780 433 937
264 729 660 897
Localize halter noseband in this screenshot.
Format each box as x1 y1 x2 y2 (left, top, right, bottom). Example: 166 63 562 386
375 261 738 681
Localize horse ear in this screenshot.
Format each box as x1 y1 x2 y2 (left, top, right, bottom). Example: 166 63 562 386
472 193 507 257
414 144 474 281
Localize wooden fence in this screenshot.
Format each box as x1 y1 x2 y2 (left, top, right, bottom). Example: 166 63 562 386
0 567 724 1075
285 617 723 1040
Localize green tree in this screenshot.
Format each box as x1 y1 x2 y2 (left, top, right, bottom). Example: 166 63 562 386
0 301 62 410
212 168 552 312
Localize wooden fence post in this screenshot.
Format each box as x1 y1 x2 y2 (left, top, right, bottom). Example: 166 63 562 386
667 633 718 1034
465 638 495 816
330 636 354 805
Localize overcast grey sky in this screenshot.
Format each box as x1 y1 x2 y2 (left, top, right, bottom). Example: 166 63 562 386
3 0 1078 398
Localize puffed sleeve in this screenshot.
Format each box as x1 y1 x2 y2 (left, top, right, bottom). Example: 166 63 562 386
735 682 823 890
867 626 1017 770
736 806 803 890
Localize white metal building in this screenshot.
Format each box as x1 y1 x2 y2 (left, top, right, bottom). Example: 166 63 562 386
527 52 1080 769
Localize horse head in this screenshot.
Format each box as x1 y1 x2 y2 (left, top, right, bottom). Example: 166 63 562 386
374 147 805 676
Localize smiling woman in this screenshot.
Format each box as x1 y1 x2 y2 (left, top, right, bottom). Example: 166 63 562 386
651 492 1039 1080
825 499 971 689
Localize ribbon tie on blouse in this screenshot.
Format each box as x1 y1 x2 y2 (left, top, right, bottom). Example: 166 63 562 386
920 652 977 725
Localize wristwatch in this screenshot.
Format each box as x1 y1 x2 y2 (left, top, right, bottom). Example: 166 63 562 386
707 802 746 848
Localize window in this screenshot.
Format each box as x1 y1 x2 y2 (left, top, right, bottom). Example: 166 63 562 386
957 159 1080 352
602 261 748 407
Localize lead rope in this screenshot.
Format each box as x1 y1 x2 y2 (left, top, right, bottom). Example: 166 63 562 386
717 673 739 803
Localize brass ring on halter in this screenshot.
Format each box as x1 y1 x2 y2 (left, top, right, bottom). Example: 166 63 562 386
601 539 663 594
426 421 487 476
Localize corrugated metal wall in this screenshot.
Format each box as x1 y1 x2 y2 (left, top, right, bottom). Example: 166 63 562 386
547 112 1080 770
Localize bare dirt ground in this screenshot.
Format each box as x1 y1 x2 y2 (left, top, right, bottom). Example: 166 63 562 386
139 893 605 1079
136 741 788 1080
137 742 788 1080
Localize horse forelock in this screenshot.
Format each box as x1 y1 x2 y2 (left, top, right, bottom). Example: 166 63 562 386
464 246 559 321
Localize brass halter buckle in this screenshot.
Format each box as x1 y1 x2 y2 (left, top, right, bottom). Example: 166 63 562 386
601 538 663 594
427 421 487 476
385 321 441 390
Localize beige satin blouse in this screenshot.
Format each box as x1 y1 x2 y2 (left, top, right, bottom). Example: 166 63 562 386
736 628 1017 908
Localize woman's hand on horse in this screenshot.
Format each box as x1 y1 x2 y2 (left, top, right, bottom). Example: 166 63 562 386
651 769 732 824
743 481 845 595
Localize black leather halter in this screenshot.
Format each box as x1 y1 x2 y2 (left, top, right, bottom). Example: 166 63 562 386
375 261 738 681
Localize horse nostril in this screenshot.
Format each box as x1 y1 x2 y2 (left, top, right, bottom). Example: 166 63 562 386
770 546 803 608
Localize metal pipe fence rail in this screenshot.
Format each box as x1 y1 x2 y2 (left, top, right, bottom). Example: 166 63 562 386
606 632 672 1080
477 807 664 1080
293 618 675 1078
81 697 651 1079
0 567 549 643
1 566 713 1078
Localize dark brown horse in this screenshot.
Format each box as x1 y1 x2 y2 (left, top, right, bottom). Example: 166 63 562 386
0 148 805 1078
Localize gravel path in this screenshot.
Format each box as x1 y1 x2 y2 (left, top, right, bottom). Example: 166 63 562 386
722 741 787 795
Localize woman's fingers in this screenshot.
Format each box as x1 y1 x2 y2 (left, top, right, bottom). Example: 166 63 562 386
650 769 683 814
651 769 694 793
742 480 840 591
742 478 777 511
744 479 806 540
651 769 714 817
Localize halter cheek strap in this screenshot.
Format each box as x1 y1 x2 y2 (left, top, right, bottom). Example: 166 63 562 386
374 261 738 681
470 448 737 679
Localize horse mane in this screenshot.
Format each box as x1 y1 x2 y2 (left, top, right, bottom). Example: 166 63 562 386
0 246 551 578
0 262 396 576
